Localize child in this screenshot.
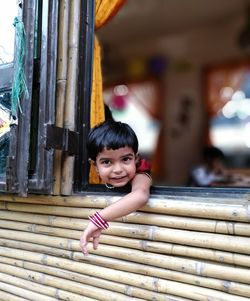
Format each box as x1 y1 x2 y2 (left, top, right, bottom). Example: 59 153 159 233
80 120 152 256
189 146 228 187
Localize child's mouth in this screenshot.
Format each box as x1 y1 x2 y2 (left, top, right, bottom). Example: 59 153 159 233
110 176 127 182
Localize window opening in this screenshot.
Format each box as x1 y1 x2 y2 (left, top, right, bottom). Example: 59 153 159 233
0 1 19 191
0 0 17 64
0 90 11 180
205 62 250 187
90 0 250 190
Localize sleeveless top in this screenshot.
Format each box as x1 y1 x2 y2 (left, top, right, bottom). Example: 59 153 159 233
136 158 152 180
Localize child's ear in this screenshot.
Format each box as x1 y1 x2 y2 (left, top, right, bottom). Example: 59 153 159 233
135 153 140 164
88 158 96 166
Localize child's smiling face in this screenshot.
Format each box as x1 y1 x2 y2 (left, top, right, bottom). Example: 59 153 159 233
95 146 137 187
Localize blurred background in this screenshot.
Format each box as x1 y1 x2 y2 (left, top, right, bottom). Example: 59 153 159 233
97 0 250 187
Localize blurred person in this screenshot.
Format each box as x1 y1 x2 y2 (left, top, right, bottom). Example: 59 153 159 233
189 146 229 187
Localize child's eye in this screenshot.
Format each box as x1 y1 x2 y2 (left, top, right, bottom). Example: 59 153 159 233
123 156 132 163
100 159 111 165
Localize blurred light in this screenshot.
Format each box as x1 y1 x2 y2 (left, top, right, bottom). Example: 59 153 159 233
114 85 128 96
244 122 250 147
222 100 236 118
232 90 245 101
220 86 233 100
222 90 250 119
210 126 244 149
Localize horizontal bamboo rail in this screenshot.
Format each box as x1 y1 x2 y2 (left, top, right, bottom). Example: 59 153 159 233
0 279 57 301
0 247 249 301
0 194 249 222
0 263 143 301
0 208 249 254
0 290 28 301
0 193 249 300
0 271 87 301
0 217 249 268
1 199 250 235
0 258 188 301
0 238 250 299
0 226 250 285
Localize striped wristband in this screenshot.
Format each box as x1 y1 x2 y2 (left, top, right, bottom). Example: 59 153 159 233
89 212 109 230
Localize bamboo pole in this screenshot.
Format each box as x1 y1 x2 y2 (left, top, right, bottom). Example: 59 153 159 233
1 202 95 217
1 207 250 255
2 229 249 285
1 218 250 268
74 252 250 298
0 238 73 259
0 256 141 298
0 273 97 301
1 242 250 298
0 216 250 267
1 239 250 299
0 260 189 301
0 264 143 301
53 0 69 195
122 212 250 236
91 245 250 284
1 197 250 236
0 271 62 301
0 290 28 301
0 247 248 301
0 193 248 207
1 194 250 222
0 280 57 301
0 194 103 207
1 194 250 300
61 0 80 195
0 195 249 222
142 197 250 222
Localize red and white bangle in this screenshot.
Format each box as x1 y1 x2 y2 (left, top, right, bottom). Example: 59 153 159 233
89 212 109 230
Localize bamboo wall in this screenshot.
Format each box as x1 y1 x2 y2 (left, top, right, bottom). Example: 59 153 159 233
0 193 249 300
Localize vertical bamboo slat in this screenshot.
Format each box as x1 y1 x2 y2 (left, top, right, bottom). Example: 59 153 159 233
53 0 69 195
61 0 80 195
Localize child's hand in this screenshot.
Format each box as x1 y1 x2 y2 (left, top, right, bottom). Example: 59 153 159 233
80 222 102 256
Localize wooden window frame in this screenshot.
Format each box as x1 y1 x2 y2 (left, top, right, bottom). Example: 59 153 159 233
74 0 95 192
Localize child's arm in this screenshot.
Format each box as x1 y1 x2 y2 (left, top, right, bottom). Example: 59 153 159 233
80 173 151 255
98 173 151 220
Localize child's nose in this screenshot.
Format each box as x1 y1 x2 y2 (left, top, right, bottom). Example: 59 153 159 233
113 163 122 173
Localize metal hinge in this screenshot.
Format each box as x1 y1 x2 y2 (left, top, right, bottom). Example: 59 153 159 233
45 124 79 155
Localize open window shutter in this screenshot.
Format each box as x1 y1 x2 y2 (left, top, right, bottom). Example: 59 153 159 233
27 0 58 194
6 0 36 196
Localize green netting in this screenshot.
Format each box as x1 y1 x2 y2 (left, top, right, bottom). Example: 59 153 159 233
11 16 29 117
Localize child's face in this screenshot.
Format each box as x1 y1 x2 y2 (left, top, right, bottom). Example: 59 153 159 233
212 158 224 173
94 146 137 187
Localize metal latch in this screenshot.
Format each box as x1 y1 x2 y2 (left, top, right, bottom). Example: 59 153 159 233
45 124 79 155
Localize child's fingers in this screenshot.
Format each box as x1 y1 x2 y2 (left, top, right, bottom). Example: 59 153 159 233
93 235 100 250
80 241 89 256
80 234 89 256
82 247 89 256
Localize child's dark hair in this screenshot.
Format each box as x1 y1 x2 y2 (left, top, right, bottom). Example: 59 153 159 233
87 120 139 161
203 146 225 162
